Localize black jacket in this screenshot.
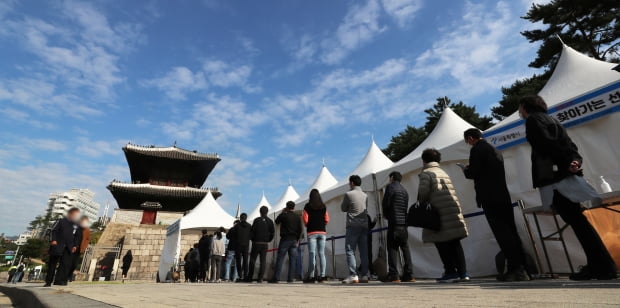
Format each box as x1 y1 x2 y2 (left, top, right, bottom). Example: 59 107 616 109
463 139 512 208
49 217 81 256
275 211 303 241
382 181 409 226
234 221 252 248
189 249 200 268
122 253 133 270
251 216 275 243
304 204 327 234
525 112 583 188
226 227 238 251
198 235 213 260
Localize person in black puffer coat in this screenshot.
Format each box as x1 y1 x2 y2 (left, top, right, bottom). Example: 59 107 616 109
382 171 414 282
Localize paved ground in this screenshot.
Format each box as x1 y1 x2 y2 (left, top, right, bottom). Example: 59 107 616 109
0 292 13 308
3 278 617 308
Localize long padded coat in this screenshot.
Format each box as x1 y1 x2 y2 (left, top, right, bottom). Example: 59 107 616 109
418 162 468 243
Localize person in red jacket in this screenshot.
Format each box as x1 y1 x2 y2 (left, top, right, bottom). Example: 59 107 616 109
303 189 330 283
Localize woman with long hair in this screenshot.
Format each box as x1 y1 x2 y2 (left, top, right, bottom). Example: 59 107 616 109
210 231 225 283
303 189 330 283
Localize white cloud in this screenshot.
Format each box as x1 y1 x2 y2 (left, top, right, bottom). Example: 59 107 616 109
143 60 259 99
268 57 415 147
0 162 125 235
321 0 386 64
203 60 259 92
0 1 144 120
381 0 423 28
63 0 144 54
161 93 268 145
75 138 126 158
0 78 101 118
282 0 422 67
237 36 260 56
142 67 207 100
0 107 56 129
24 138 66 152
411 1 534 97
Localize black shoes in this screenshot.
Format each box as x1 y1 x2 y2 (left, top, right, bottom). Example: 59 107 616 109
500 268 531 282
303 277 316 284
43 283 51 287
569 265 618 281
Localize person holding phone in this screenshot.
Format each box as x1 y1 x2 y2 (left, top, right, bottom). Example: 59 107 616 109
461 128 529 281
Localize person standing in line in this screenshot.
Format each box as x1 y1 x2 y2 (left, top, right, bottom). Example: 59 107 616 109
121 250 133 283
198 230 213 282
303 189 330 283
382 171 415 283
418 149 469 283
44 207 82 287
234 213 252 282
188 243 201 282
270 201 303 283
366 214 377 277
183 248 192 282
210 231 226 283
11 263 24 284
519 95 618 280
340 175 370 284
247 206 275 283
224 220 239 282
69 216 90 282
461 128 530 281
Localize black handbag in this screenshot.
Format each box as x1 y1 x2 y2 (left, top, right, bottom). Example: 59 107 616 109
407 201 440 231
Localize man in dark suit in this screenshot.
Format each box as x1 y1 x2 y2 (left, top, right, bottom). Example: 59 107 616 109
461 128 529 281
44 207 82 287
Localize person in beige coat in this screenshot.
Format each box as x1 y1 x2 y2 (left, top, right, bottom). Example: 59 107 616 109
418 148 469 283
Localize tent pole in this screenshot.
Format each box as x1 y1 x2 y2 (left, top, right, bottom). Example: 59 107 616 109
372 173 387 275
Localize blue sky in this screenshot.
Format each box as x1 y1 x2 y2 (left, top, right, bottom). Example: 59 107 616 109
0 0 545 235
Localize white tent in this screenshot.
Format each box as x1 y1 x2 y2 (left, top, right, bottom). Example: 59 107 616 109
158 192 235 281
271 184 300 213
335 139 394 186
248 193 271 222
294 45 620 279
295 164 338 204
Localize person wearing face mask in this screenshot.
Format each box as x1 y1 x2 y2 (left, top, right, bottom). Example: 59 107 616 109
68 216 90 282
44 207 82 287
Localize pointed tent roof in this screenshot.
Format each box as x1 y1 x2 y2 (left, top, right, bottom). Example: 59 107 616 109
235 203 241 219
397 107 475 164
337 140 393 185
248 193 271 221
296 165 338 203
180 192 235 230
271 184 300 213
490 44 620 129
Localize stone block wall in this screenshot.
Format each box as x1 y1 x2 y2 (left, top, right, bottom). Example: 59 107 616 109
115 225 202 281
118 225 167 281
112 209 183 226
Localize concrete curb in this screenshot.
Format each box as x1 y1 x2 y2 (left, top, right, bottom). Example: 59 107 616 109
0 284 117 308
0 284 46 308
